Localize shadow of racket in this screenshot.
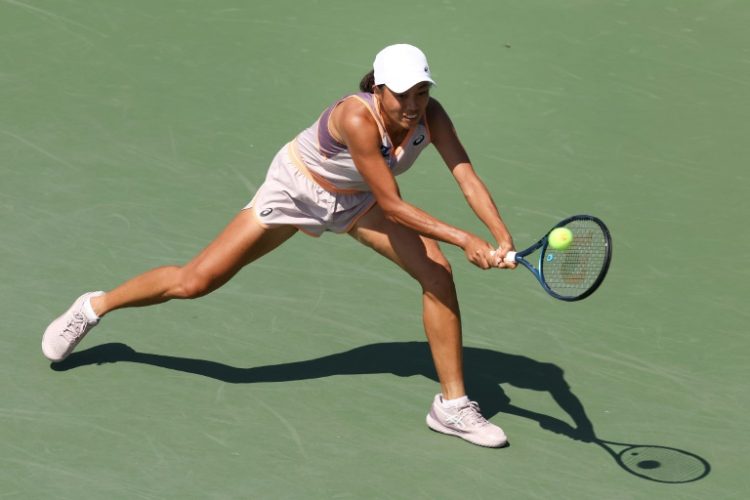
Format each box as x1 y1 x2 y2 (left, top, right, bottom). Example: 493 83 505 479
595 439 710 483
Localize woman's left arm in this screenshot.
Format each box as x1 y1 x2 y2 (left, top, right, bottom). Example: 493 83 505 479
427 98 516 268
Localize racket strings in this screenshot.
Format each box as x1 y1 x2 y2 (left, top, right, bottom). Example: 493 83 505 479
542 220 609 296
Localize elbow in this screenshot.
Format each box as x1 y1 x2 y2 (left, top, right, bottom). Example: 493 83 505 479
460 179 483 201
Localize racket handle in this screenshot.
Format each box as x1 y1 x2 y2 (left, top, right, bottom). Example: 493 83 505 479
489 250 517 264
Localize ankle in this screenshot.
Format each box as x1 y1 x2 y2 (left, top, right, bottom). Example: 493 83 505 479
441 394 470 408
88 293 106 319
440 385 467 401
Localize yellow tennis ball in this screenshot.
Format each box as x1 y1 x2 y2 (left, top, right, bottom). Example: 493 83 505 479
548 227 573 250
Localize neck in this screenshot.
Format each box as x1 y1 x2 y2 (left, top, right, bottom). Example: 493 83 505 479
375 95 410 146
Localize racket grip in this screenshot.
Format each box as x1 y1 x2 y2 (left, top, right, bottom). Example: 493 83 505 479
489 250 517 264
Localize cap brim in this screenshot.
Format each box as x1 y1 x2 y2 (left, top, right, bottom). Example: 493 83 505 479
385 76 436 94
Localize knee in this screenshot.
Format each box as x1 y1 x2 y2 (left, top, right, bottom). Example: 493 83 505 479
172 267 214 299
417 260 455 296
423 242 453 281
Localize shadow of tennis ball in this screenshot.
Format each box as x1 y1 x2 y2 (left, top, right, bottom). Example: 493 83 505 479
630 452 661 470
637 460 661 469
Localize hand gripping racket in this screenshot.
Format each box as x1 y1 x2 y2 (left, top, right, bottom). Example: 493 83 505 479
502 215 612 301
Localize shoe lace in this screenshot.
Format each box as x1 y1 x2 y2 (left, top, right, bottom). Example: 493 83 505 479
446 401 488 428
61 313 88 342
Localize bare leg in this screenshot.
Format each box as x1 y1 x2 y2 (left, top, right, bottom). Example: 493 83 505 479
349 206 465 399
91 209 297 317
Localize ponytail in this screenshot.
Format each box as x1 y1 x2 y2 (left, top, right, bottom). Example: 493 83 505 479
359 70 376 93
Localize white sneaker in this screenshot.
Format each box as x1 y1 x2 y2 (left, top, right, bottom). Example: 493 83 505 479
426 394 508 448
42 292 104 362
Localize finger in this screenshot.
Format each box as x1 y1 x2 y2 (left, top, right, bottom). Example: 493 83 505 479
488 249 500 267
499 255 517 269
482 251 494 269
472 258 489 270
490 249 513 268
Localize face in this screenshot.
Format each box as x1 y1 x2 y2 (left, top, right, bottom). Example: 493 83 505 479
375 82 431 132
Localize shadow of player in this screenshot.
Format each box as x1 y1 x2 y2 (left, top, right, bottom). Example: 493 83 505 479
52 340 596 442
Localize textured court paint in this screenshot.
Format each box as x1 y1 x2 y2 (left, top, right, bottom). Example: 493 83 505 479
2 0 748 498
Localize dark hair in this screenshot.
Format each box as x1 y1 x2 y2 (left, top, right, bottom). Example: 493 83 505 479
359 70 376 93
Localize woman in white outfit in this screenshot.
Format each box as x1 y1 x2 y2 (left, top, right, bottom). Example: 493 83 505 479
43 44 516 448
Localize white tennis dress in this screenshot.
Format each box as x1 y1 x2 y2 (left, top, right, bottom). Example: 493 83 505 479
246 92 431 236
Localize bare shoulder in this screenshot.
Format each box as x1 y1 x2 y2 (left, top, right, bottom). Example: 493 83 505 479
426 97 469 167
324 97 376 148
427 96 446 112
426 97 453 130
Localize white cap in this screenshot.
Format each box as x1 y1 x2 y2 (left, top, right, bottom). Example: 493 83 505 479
373 44 436 93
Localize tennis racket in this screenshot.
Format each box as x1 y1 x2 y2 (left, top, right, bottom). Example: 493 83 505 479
501 214 612 301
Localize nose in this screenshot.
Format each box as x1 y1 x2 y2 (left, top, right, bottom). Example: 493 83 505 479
404 94 418 113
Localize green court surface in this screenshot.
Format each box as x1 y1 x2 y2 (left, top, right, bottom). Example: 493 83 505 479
2 1 748 498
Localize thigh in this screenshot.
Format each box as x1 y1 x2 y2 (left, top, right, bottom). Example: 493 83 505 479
348 204 451 281
184 208 298 288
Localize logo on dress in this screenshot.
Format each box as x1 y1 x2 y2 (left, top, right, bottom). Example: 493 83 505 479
413 134 425 146
260 208 273 217
380 145 391 157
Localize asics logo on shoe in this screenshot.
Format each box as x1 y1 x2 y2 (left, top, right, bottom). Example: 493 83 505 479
445 413 467 429
426 395 507 448
61 313 89 342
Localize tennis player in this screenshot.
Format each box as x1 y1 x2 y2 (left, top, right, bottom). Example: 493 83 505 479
42 44 516 448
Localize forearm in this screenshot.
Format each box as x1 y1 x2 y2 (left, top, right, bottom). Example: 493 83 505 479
462 178 513 246
382 199 472 249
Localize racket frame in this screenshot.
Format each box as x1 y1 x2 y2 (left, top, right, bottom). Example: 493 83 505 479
506 214 612 301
